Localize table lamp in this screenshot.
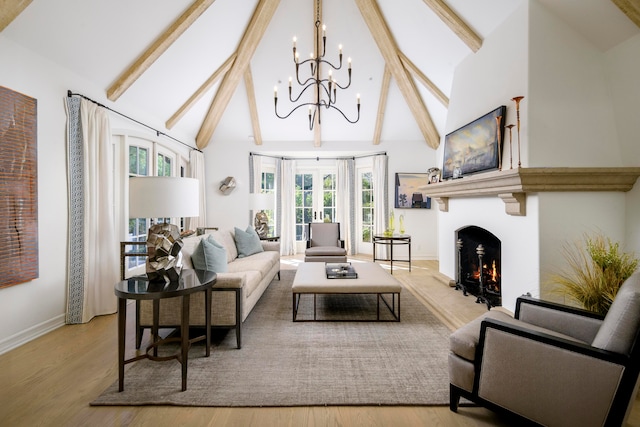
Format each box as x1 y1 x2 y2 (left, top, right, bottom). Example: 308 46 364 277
249 193 274 239
129 177 199 282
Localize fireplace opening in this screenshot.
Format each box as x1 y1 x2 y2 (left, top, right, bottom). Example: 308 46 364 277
455 226 501 308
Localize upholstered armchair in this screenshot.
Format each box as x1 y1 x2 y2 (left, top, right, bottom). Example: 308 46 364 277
304 222 347 263
449 271 640 427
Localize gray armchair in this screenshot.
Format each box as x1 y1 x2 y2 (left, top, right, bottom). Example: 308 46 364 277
449 271 640 427
304 222 347 263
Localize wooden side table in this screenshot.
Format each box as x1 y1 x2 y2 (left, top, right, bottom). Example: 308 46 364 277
114 269 216 392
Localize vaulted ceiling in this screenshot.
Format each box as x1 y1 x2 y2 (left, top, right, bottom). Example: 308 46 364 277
2 0 639 150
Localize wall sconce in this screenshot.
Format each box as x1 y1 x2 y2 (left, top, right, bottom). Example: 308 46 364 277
219 176 236 195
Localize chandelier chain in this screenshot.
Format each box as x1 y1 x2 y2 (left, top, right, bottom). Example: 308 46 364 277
273 0 361 131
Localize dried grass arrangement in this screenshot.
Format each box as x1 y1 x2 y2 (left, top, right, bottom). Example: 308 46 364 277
552 233 638 316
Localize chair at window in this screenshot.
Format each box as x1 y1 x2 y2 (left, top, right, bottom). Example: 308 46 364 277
304 222 347 263
448 271 640 427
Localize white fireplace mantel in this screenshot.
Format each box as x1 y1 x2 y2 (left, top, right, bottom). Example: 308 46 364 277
426 167 640 216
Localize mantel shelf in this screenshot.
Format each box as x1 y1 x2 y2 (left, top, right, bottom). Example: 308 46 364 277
425 167 640 216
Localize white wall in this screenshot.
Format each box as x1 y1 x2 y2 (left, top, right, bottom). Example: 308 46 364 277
438 0 636 312
0 36 76 352
0 35 196 354
538 192 627 303
528 0 622 167
605 34 640 255
203 138 440 259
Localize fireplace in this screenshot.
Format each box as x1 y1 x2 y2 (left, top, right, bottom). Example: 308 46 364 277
455 226 501 308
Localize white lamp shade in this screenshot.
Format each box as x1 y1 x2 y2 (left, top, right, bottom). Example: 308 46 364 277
250 193 274 211
129 177 200 218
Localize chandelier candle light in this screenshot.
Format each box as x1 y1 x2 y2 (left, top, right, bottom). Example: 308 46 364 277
274 1 360 130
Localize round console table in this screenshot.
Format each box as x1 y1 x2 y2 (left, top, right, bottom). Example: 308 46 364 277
114 269 216 392
372 234 412 274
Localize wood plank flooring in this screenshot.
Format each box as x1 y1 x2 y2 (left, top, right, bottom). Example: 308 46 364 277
1 256 638 426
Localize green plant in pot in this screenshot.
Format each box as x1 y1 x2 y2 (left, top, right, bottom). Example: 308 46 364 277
551 233 638 316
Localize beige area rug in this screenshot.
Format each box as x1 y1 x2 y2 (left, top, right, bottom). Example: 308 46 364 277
92 269 453 407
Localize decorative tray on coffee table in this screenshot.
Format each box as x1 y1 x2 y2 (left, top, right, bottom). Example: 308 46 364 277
325 262 358 279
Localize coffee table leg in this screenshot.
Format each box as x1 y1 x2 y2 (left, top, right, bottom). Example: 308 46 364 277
117 297 126 392
181 294 190 391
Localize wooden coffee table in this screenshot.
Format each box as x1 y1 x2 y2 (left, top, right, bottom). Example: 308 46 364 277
292 262 401 322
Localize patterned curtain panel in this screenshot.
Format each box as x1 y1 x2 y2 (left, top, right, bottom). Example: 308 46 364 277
65 98 118 324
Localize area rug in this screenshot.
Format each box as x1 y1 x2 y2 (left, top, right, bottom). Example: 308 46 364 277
92 268 453 407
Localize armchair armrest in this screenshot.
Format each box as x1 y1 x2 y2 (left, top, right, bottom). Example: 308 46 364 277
515 296 604 343
475 318 628 427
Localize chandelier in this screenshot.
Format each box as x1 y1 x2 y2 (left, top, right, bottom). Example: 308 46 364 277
273 0 360 130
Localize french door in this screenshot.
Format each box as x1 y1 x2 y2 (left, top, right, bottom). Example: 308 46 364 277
295 169 336 243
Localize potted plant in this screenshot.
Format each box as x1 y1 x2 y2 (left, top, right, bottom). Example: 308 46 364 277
551 233 638 316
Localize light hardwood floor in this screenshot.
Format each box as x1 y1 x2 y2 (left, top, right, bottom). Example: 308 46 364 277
1 256 639 426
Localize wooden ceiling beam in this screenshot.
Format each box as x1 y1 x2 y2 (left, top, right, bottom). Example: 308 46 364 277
166 53 236 129
611 0 640 28
0 0 32 33
196 0 280 149
421 0 482 52
398 51 449 108
355 0 440 149
372 66 391 145
106 0 217 102
243 66 262 145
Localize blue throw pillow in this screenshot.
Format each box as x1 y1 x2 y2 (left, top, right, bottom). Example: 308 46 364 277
234 226 264 258
191 235 228 272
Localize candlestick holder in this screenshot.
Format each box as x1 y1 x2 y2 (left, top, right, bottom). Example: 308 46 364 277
495 115 502 171
506 124 515 169
512 96 524 168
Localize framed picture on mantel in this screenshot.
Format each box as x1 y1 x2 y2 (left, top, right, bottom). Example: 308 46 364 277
442 105 506 180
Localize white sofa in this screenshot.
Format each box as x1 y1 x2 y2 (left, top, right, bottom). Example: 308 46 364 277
137 228 280 349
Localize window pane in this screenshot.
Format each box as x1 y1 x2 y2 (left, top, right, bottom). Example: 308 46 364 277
139 148 148 176
303 208 312 224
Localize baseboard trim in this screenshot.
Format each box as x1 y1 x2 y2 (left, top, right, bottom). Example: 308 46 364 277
0 314 65 355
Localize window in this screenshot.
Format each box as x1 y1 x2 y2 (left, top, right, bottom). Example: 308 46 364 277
261 170 275 236
295 173 313 241
125 140 183 273
294 170 336 241
127 144 150 269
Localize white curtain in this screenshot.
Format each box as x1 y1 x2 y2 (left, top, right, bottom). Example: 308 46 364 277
249 153 262 194
336 159 355 255
279 159 297 255
65 98 119 323
186 150 207 230
373 154 389 258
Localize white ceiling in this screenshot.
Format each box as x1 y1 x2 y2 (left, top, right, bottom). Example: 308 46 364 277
2 0 638 148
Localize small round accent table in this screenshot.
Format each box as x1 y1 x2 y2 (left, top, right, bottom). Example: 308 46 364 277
114 269 216 392
372 234 412 274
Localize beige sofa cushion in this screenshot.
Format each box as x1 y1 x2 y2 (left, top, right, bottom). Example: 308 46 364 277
210 229 238 262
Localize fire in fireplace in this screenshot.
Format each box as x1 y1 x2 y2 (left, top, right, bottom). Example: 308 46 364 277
455 226 501 309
